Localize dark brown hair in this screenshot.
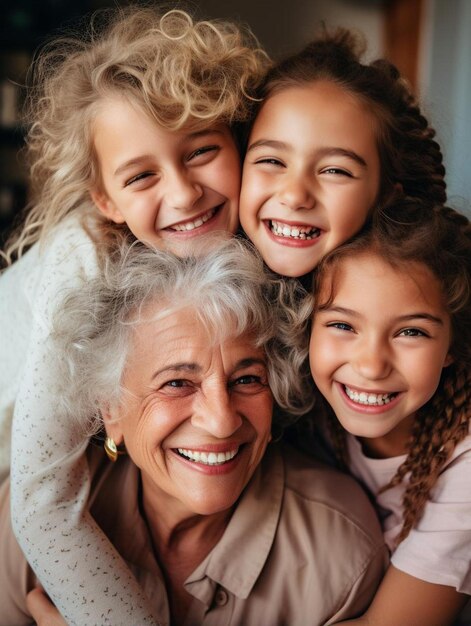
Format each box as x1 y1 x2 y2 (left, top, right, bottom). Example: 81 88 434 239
312 199 471 543
255 29 446 209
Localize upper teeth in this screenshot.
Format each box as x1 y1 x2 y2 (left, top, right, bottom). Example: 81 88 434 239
172 208 216 231
270 220 320 239
344 386 395 406
177 448 238 465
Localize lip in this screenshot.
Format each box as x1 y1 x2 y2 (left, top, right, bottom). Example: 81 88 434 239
336 381 402 414
162 203 228 238
170 443 245 475
263 219 322 248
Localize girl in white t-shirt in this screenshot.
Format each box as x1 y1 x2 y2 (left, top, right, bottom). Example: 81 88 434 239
0 7 268 625
309 199 471 625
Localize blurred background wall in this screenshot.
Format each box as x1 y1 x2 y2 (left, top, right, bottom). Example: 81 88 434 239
0 0 469 242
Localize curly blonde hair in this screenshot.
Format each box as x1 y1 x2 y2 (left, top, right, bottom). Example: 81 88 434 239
312 199 471 544
2 6 269 264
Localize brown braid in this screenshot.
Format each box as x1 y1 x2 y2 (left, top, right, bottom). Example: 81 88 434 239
312 198 471 543
253 28 446 207
382 362 470 544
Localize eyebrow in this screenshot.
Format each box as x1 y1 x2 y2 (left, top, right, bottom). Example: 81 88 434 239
113 130 225 177
246 140 367 167
151 356 267 381
232 357 267 371
114 155 154 177
318 305 444 325
152 363 201 380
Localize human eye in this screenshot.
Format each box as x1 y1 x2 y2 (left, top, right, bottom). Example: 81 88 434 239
229 371 269 394
159 379 194 397
124 171 155 187
326 321 355 332
320 167 353 177
187 145 219 162
254 156 285 167
397 327 429 338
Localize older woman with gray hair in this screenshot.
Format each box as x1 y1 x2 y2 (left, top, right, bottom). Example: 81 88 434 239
0 236 387 626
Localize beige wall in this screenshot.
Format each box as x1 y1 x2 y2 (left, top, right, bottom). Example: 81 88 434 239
194 0 384 59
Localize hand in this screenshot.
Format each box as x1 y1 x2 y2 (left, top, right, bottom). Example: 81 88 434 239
26 587 67 626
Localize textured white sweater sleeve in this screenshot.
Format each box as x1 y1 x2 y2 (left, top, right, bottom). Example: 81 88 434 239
5 217 162 625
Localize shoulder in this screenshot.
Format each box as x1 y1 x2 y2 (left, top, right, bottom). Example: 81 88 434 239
276 443 387 593
262 444 388 623
281 442 384 542
41 210 100 275
390 432 471 594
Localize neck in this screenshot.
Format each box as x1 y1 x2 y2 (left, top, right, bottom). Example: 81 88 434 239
140 479 234 626
359 414 415 459
141 475 233 560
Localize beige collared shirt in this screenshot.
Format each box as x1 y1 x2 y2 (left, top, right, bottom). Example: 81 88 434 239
0 443 388 626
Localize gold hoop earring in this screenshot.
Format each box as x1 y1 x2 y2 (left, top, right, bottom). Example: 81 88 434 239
104 437 119 462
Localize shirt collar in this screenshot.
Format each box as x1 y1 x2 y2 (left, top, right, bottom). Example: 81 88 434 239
91 443 284 606
184 444 284 602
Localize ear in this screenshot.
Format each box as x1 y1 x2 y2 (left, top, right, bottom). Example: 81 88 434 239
100 404 125 445
394 182 403 194
90 189 126 224
443 352 454 368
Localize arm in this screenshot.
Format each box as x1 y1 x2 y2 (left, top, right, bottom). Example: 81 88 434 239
336 565 469 626
27 587 67 626
9 223 161 626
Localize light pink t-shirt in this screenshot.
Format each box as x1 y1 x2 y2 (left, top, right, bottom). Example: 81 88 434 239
347 430 471 595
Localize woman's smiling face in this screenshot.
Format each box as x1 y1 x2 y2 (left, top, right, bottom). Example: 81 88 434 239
239 81 381 277
104 306 273 519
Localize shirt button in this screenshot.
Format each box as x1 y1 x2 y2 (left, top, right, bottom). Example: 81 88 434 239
214 589 228 606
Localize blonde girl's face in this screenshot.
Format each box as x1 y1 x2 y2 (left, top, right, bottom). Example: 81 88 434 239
91 97 241 253
310 252 453 457
240 81 381 277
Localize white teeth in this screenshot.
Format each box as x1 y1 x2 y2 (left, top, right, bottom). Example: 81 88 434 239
172 208 216 231
177 447 238 465
270 220 320 240
344 386 395 406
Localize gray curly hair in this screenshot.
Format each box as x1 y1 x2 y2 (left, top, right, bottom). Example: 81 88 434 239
52 235 314 435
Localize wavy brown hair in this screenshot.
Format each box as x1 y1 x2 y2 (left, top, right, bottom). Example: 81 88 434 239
2 5 269 264
253 28 446 210
312 199 471 544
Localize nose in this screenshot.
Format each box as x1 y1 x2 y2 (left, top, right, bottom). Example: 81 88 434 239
352 338 392 381
277 172 316 211
162 169 203 211
191 384 243 438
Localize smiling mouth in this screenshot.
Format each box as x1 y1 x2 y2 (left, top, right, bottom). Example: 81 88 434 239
344 385 398 406
176 446 239 465
269 220 321 240
170 205 221 232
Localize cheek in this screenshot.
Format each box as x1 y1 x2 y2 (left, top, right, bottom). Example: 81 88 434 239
123 402 188 458
332 203 369 238
407 357 445 398
218 154 242 195
246 393 273 437
240 171 265 212
309 333 339 382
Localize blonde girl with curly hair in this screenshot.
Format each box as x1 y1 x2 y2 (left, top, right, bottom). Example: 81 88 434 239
0 5 268 625
309 200 471 625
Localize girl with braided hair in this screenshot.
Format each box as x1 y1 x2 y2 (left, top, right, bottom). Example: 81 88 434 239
240 28 446 278
309 199 471 625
